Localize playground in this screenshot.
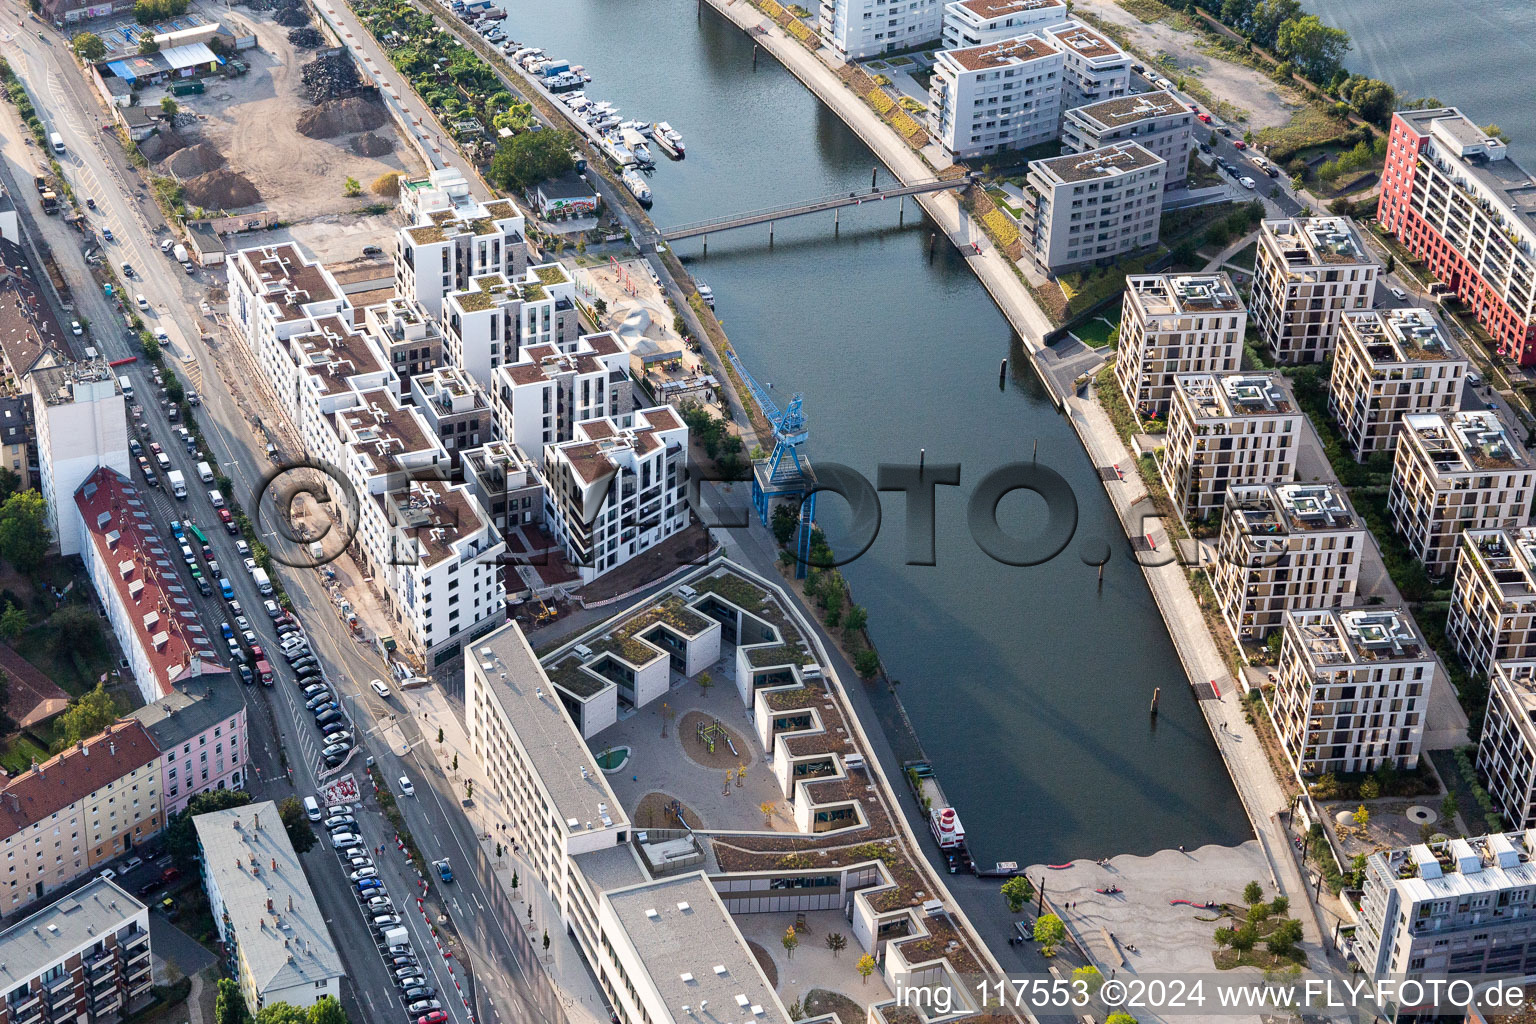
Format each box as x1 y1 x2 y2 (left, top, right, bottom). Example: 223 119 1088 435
679 711 750 770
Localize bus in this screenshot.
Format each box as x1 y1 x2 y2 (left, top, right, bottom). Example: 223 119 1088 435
186 522 209 546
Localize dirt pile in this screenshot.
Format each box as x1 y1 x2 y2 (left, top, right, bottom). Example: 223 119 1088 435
182 168 262 210
138 130 190 162
296 96 389 139
351 132 393 157
161 142 227 178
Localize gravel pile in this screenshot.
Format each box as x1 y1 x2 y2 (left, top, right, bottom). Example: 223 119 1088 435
296 95 388 139
138 129 190 161
161 142 227 178
351 131 393 157
182 168 262 210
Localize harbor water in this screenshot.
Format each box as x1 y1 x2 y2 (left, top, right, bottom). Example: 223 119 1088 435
497 0 1248 863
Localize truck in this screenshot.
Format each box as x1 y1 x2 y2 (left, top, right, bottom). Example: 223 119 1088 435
254 658 273 686
33 174 46 193
173 244 189 265
40 190 59 214
118 376 133 400
379 926 410 949
49 132 64 154
196 461 214 484
167 470 187 500
252 567 273 595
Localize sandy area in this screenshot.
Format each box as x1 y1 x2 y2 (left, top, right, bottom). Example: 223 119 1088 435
161 8 423 223
1070 0 1303 129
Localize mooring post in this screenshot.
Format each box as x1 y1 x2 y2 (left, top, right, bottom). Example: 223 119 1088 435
752 44 759 70
899 194 905 226
871 166 878 190
702 233 708 255
998 358 1006 389
1032 438 1038 462
768 220 774 247
1150 687 1160 716
928 232 936 262
834 205 839 235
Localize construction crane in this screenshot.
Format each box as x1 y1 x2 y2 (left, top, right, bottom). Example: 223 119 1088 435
728 351 815 577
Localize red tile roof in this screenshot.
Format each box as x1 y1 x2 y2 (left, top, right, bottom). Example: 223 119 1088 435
74 468 227 698
0 721 159 840
0 643 69 730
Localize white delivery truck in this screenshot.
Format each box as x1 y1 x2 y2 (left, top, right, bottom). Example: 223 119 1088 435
118 376 133 400
252 567 273 595
167 470 187 500
49 132 64 153
196 460 214 484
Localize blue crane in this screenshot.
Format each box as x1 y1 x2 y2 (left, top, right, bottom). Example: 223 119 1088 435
727 351 815 577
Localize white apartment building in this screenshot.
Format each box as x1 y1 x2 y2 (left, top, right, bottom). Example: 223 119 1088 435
1114 272 1244 423
461 440 545 535
940 0 1064 49
409 364 492 465
1447 528 1536 677
1162 372 1300 525
819 0 942 61
927 34 1062 160
1042 20 1130 111
1272 606 1431 775
1252 217 1380 364
1328 307 1468 460
394 168 528 322
1479 662 1536 830
1021 141 1165 271
1212 483 1364 642
1388 410 1535 577
543 407 689 585
194 803 344 1013
1062 90 1193 189
225 244 351 406
361 296 444 385
441 265 580 392
287 314 397 465
491 333 632 466
1357 831 1536 980
30 360 130 557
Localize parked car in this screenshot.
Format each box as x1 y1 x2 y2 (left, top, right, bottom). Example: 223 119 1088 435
407 1002 442 1015
323 742 352 759
320 719 349 737
305 692 334 711
417 1011 448 1024
1232 139 1247 150
1390 286 1408 300
372 914 401 928
349 867 378 881
235 540 251 556
1198 112 1211 123
238 664 254 685
357 878 384 892
1239 176 1256 189
331 833 362 849
311 701 338 717
316 709 343 726
324 730 353 746
367 896 393 913
402 988 436 1003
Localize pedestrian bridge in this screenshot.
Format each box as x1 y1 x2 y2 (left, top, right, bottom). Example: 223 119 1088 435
659 174 974 241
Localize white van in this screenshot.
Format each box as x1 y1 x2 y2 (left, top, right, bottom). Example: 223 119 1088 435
197 461 214 484
303 796 321 821
49 132 64 153
118 376 133 400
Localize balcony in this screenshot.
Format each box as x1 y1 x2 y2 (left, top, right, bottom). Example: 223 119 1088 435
46 974 76 996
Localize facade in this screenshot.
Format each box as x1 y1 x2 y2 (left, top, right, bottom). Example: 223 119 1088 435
940 0 1064 48
460 440 544 535
1388 410 1535 577
409 365 492 466
1328 307 1468 460
74 468 229 705
1357 830 1536 979
1272 607 1431 776
362 296 444 384
194 802 344 1013
1478 662 1536 830
0 722 163 913
0 393 31 490
1251 217 1380 364
1114 272 1244 423
441 265 579 392
1447 528 1536 677
1041 20 1130 111
1379 108 1536 365
490 333 632 466
0 877 152 1024
127 685 248 817
542 408 689 585
819 0 942 61
394 169 528 323
1020 141 1165 271
926 35 1063 160
225 244 351 413
1162 372 1300 525
1212 483 1364 642
1062 90 1193 189
30 361 130 557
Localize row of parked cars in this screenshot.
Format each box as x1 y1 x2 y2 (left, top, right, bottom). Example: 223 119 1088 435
323 815 446 1024
278 624 361 769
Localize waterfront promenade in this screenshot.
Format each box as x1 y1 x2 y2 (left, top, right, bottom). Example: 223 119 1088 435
704 0 1329 962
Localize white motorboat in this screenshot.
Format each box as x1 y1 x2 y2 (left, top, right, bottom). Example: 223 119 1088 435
620 127 654 167
696 280 714 309
623 170 652 206
652 121 685 158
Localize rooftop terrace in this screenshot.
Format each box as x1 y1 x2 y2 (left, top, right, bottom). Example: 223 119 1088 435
1069 89 1184 130
1127 272 1242 316
1345 307 1459 363
1402 410 1527 472
1263 216 1374 267
1228 482 1354 535
1034 141 1161 183
1289 607 1425 666
1174 372 1294 418
944 33 1057 72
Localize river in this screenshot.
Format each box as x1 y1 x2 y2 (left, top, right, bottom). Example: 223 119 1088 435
1300 0 1536 163
494 0 1248 864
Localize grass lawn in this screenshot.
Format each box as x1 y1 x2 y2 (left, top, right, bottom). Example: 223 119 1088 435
986 186 1022 219
1227 240 1258 270
1256 105 1353 159
1072 316 1117 348
1059 247 1165 319
0 734 49 774
13 624 111 698
887 55 914 66
909 69 932 92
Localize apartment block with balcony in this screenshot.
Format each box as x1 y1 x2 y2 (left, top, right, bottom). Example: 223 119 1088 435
1062 90 1193 189
1020 141 1165 271
362 296 444 384
1212 483 1364 643
441 266 579 392
394 169 528 323
1328 307 1468 460
1379 108 1536 365
1447 528 1536 677
1272 606 1431 775
1041 20 1129 111
461 440 545 535
940 0 1064 48
490 333 632 467
819 0 942 60
543 408 689 585
1478 662 1536 830
1388 410 1535 578
225 244 351 408
1115 272 1244 423
0 877 152 1024
410 365 491 467
1357 830 1536 980
1252 217 1380 364
1163 372 1299 525
926 35 1062 160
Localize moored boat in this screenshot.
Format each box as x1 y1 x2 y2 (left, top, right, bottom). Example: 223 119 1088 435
623 170 652 206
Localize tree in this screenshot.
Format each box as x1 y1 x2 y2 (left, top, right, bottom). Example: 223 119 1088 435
825 932 847 957
160 96 178 116
437 726 444 744
1359 776 1381 800
844 605 868 634
51 604 104 660
781 925 799 960
138 36 160 54
71 32 106 62
0 490 50 573
56 683 119 750
487 129 576 193
0 602 26 641
1071 965 1103 998
1354 804 1370 827
1246 0 1301 48
511 871 519 897
1242 880 1264 906
215 979 249 1024
1214 926 1234 950
1483 124 1511 142
255 1005 308 1024
1346 78 1396 124
697 671 713 695
760 801 774 827
771 505 798 546
343 176 362 197
1000 875 1035 913
1275 15 1351 83
1266 918 1303 960
1270 895 1290 916
542 930 550 956
853 649 880 679
306 997 347 1024
1034 913 1065 956
1441 791 1459 823
856 953 876 984
1230 925 1257 955
167 790 252 868
278 797 317 853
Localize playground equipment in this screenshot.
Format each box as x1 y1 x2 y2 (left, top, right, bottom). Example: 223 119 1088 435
695 718 740 757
